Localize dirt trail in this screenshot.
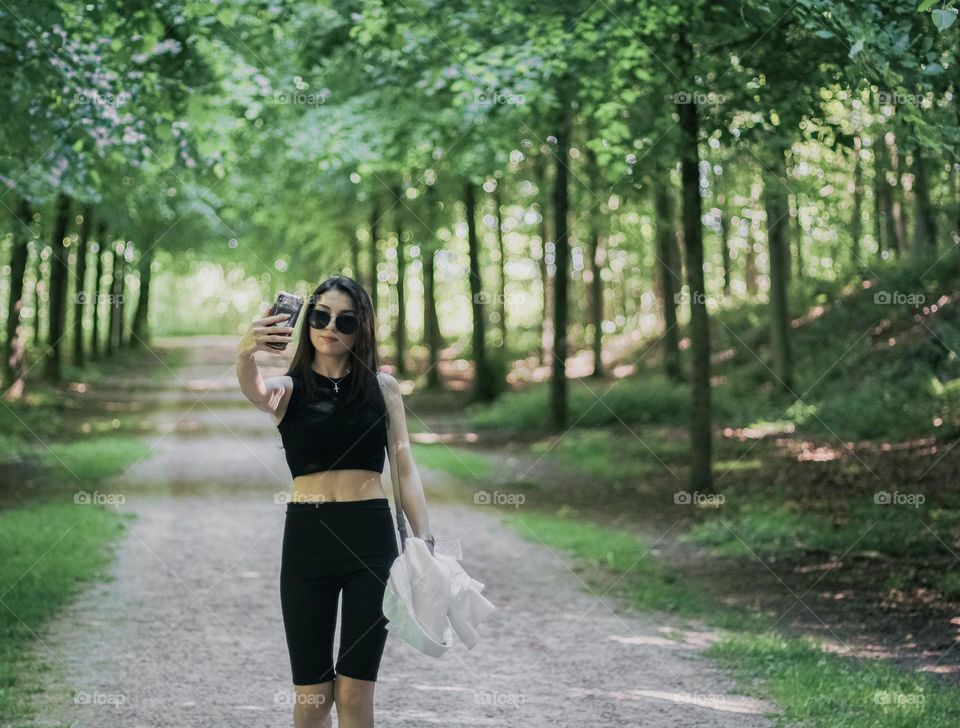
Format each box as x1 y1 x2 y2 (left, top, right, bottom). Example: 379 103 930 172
26 336 779 727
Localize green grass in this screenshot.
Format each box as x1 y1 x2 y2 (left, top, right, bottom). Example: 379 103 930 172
501 507 960 727
40 436 152 483
526 428 760 486
410 441 495 481
0 501 131 725
685 502 960 559
466 373 698 433
933 571 960 601
501 509 753 630
708 633 958 727
0 344 185 469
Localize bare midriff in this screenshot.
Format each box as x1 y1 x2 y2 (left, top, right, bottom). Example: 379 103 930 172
290 469 387 503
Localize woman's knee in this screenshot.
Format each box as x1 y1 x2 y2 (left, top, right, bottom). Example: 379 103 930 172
293 683 334 725
334 675 375 714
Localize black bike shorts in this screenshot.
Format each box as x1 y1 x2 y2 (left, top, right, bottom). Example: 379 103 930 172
280 497 400 685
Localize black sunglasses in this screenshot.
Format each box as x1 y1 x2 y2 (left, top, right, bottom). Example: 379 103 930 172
308 308 360 335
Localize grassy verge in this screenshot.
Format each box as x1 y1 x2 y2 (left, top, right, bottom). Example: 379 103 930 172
0 501 131 725
40 436 153 484
0 344 187 465
418 445 960 726
0 345 167 725
502 508 960 727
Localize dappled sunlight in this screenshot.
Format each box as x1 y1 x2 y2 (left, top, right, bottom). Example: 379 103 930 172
610 626 722 650
721 423 795 439
571 686 775 715
795 442 842 461
411 431 480 444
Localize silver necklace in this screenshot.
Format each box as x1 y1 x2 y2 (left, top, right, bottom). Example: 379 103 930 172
316 368 350 393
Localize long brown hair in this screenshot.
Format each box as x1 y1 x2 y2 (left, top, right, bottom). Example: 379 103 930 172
283 275 386 412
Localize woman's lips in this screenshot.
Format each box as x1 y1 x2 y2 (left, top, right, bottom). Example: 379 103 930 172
319 335 336 342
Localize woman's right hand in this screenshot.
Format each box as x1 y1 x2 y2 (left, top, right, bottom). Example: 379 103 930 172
238 304 295 357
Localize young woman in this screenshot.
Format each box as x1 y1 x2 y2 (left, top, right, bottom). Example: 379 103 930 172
236 275 435 728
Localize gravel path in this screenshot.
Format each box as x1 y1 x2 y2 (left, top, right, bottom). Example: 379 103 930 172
26 337 779 727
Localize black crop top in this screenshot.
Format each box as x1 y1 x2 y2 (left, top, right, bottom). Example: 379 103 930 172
276 368 388 478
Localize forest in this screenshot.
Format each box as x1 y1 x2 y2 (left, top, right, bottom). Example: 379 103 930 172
2 1 960 727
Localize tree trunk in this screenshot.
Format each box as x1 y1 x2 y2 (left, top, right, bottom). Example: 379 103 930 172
789 192 801 281
32 237 44 346
3 197 33 395
715 170 731 296
348 218 361 280
851 135 864 266
654 182 683 382
873 128 888 256
584 148 605 378
764 144 794 392
535 157 552 368
890 124 908 253
493 185 507 346
745 180 761 296
107 243 121 356
912 144 937 258
392 184 406 376
91 224 108 360
369 194 380 316
550 100 572 431
43 193 72 382
423 183 442 389
72 205 94 367
465 180 494 401
677 32 713 491
117 242 129 348
877 128 900 256
130 243 155 347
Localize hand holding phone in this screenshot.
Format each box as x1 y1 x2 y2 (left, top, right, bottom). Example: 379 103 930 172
238 292 302 357
266 291 304 351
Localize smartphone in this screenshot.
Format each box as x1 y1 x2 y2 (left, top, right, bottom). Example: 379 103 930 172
267 291 304 350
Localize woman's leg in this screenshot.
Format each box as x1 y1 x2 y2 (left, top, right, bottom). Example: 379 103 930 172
334 675 376 728
281 565 340 727
292 681 335 728
334 562 394 728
